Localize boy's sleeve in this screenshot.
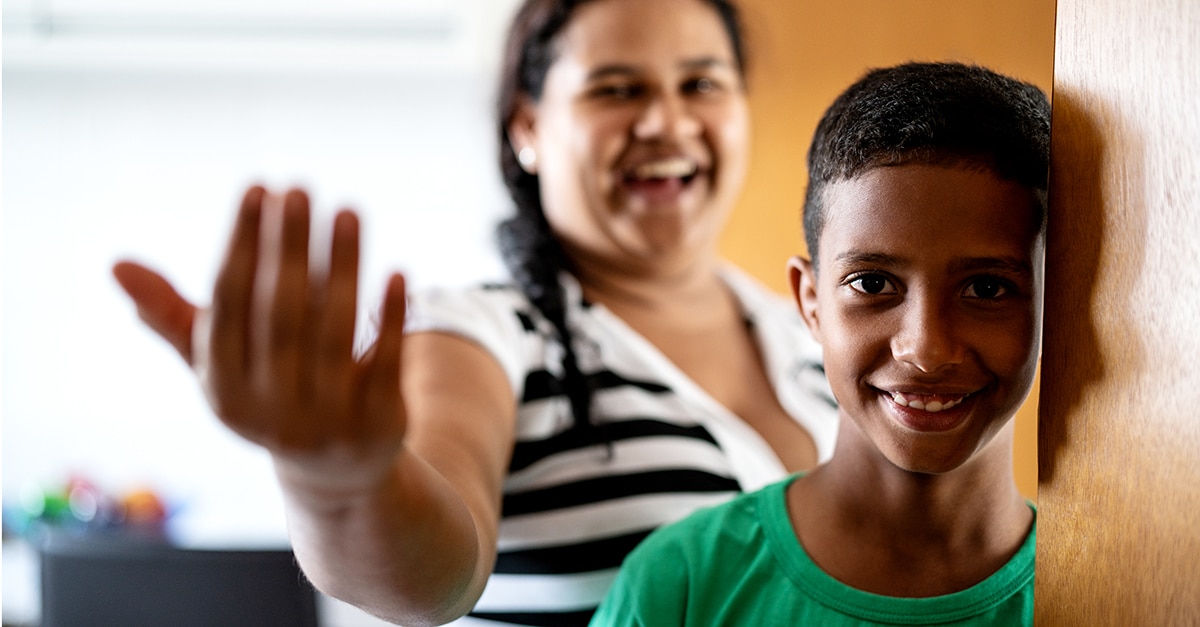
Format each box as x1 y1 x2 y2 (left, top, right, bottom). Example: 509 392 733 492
590 532 690 626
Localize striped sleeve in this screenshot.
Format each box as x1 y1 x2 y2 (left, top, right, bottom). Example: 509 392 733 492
404 284 532 395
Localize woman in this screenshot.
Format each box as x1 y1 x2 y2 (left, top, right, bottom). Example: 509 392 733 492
113 0 837 625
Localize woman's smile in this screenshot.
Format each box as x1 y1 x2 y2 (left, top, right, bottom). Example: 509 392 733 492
618 155 707 211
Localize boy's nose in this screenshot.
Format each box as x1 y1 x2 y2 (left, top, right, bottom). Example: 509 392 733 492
634 92 701 140
890 299 965 373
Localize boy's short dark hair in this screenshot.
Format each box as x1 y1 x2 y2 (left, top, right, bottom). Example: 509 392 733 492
802 61 1052 269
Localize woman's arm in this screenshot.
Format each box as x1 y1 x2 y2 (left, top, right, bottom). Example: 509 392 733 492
276 331 516 626
113 186 516 626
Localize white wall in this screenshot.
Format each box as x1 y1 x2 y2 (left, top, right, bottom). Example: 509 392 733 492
2 12 519 548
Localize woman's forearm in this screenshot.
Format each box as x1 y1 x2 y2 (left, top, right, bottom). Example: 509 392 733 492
276 447 493 627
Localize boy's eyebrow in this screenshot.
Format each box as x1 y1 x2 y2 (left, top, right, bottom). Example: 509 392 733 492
834 251 1033 275
585 57 734 82
833 251 902 267
949 256 1034 276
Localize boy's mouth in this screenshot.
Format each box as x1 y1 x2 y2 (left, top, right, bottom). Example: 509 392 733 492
887 390 972 413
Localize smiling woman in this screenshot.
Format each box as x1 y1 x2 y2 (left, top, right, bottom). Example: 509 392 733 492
106 0 839 625
506 0 749 268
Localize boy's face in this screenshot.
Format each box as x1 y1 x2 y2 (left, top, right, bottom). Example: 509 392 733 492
790 164 1043 474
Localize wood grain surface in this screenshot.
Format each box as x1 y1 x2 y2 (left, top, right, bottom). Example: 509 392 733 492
1037 0 1200 623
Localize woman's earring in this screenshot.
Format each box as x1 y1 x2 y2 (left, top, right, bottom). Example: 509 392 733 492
517 147 537 173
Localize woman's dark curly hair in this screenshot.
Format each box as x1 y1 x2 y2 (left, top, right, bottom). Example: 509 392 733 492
494 0 749 431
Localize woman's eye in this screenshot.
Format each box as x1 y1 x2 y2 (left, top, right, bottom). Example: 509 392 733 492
594 83 639 99
686 77 716 94
848 274 895 295
963 277 1009 299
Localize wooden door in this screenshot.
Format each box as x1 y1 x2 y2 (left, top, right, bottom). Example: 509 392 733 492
1038 0 1200 623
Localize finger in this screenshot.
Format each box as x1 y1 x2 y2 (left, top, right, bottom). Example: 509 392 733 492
210 186 266 378
253 188 311 394
312 210 360 392
361 273 407 432
112 260 198 363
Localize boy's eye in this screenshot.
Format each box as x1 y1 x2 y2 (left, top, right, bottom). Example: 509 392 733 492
963 277 1009 299
848 274 896 295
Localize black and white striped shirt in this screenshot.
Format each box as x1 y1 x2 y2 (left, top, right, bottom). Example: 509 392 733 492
405 266 838 626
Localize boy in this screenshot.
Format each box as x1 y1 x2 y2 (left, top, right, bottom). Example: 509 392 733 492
590 61 1050 625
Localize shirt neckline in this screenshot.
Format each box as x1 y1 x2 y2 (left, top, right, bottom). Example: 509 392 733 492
758 477 1037 624
559 267 793 488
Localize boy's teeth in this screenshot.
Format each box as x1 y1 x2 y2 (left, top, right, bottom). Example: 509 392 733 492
632 157 697 180
889 391 965 413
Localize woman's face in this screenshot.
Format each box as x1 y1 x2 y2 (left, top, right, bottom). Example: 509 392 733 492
511 0 750 274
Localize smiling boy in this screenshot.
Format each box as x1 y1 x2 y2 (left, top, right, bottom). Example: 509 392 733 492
590 61 1050 626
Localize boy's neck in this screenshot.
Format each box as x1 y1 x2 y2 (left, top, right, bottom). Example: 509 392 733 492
787 422 1032 597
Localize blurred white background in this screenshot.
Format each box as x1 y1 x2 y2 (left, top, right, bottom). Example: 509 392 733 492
3 1 523 623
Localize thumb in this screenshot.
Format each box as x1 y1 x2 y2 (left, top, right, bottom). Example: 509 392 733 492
361 273 407 426
112 260 198 363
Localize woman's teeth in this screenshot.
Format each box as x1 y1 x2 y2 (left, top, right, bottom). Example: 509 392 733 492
889 391 968 413
632 157 697 180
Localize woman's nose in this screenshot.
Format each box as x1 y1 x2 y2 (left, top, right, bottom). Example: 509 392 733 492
633 92 701 140
890 299 965 373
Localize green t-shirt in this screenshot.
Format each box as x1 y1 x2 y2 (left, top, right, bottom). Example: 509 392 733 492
591 476 1035 626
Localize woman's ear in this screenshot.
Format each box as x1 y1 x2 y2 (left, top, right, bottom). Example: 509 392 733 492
508 97 539 174
788 256 822 344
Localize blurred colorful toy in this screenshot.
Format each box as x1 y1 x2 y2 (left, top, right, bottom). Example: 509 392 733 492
120 488 168 525
2 474 173 538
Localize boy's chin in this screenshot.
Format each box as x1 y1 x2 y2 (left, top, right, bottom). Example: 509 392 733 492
877 425 1014 477
880 448 974 476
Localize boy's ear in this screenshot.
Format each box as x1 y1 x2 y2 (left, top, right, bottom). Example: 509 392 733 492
507 97 539 174
788 256 822 344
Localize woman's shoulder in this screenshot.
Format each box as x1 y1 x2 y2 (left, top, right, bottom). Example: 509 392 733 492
410 279 526 306
406 280 538 328
404 280 548 392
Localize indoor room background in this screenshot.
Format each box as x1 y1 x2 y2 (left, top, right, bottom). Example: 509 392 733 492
2 1 1054 624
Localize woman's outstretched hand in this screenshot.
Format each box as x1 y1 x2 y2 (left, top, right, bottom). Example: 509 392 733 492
112 186 409 501
114 186 505 624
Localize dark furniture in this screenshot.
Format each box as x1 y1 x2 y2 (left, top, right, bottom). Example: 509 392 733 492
37 529 318 627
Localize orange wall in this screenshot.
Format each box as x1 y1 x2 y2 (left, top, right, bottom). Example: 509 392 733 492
721 0 1057 499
